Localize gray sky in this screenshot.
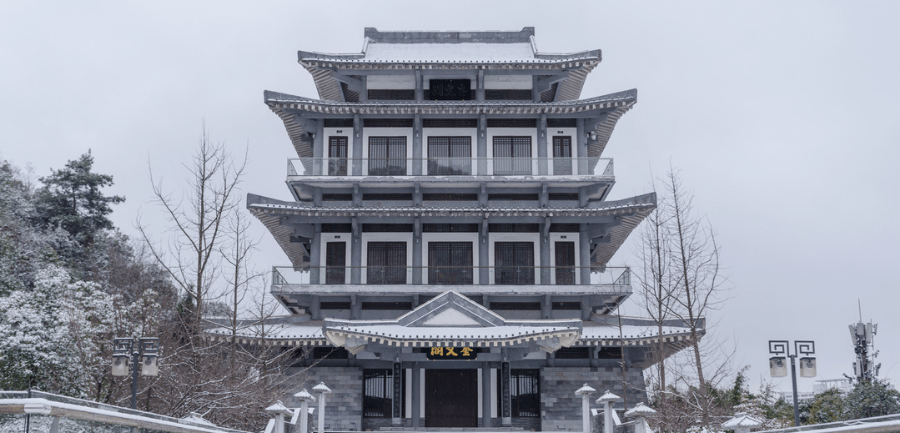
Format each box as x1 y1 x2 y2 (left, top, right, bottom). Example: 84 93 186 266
2 1 898 395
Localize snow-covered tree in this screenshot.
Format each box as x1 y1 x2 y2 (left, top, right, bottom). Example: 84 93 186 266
0 265 79 392
844 380 900 419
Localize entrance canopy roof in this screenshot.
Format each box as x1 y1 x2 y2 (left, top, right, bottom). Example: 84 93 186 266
324 291 582 353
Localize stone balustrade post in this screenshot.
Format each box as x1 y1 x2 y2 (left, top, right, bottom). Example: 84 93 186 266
313 382 332 433
575 384 596 433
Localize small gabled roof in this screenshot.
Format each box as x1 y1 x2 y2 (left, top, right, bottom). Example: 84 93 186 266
395 291 506 328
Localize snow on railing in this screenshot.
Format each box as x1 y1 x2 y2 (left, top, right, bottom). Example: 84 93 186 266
755 413 900 433
271 265 632 290
0 390 250 433
288 156 614 177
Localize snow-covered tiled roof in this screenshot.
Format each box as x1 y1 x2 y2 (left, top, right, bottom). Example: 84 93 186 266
247 192 655 269
264 88 636 161
205 322 326 346
324 291 582 350
294 28 601 102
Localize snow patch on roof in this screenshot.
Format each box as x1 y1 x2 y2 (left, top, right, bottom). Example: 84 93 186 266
364 42 535 62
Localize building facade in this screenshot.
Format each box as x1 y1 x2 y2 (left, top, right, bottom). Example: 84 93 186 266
216 27 700 431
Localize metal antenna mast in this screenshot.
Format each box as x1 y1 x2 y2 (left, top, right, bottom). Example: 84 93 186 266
849 308 880 383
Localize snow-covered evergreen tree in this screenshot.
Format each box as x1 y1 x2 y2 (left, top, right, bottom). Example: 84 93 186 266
0 265 79 392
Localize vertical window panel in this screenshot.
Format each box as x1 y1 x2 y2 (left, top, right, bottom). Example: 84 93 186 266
428 242 474 285
492 137 532 175
552 136 572 175
494 242 534 285
369 137 407 175
325 242 346 284
554 241 576 285
427 137 472 175
367 242 407 284
329 137 348 175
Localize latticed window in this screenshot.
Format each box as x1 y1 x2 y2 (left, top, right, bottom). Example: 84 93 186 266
427 137 472 175
328 136 348 175
497 370 540 417
363 369 405 418
492 137 532 175
552 136 572 175
368 137 407 175
367 242 406 284
428 242 474 285
494 242 535 285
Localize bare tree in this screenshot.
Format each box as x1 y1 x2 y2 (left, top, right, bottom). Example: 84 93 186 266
636 179 677 401
664 169 727 429
135 127 297 429
220 208 263 367
138 126 246 336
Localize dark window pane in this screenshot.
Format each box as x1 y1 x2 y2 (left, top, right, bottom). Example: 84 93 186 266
428 136 472 175
554 241 576 285
552 136 572 175
367 242 407 284
494 242 534 285
325 242 346 284
497 370 540 418
369 137 408 175
329 137 348 175
428 242 473 285
313 347 349 359
555 347 590 359
492 136 532 175
428 79 471 100
363 370 405 418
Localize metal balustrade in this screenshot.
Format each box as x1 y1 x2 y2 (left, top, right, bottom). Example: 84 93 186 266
0 390 249 433
272 266 630 290
287 157 613 177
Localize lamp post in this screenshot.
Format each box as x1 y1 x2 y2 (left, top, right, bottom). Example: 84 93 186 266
768 340 816 426
112 337 160 409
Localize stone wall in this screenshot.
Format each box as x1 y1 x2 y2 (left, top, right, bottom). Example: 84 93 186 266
284 366 364 432
540 366 647 432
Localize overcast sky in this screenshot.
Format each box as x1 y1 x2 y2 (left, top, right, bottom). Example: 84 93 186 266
2 1 898 396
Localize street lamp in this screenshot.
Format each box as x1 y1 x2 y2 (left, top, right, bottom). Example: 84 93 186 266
112 337 160 409
768 340 816 426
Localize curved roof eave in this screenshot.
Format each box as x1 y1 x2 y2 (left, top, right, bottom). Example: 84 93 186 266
246 192 655 268
265 89 636 159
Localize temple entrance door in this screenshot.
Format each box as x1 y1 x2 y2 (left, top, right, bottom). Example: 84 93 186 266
425 369 478 427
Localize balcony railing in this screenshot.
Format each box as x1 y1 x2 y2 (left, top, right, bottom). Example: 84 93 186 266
288 157 613 177
272 265 630 289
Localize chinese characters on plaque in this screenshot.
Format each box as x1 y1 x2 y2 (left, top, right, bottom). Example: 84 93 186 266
426 346 477 360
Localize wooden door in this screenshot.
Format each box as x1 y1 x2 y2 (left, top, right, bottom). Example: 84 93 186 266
554 241 576 284
425 369 478 427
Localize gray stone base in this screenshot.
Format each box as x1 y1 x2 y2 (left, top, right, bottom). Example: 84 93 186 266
284 366 364 432
540 367 647 432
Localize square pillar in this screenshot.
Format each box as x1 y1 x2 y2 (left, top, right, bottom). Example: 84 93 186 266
352 114 363 175
501 361 511 426
411 364 421 427
392 362 402 425
481 365 492 427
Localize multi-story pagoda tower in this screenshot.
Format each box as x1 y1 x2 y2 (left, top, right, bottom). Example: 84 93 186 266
235 27 701 431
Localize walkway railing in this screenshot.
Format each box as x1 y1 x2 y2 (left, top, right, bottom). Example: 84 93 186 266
756 413 900 433
288 157 613 177
272 265 630 289
0 390 249 433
